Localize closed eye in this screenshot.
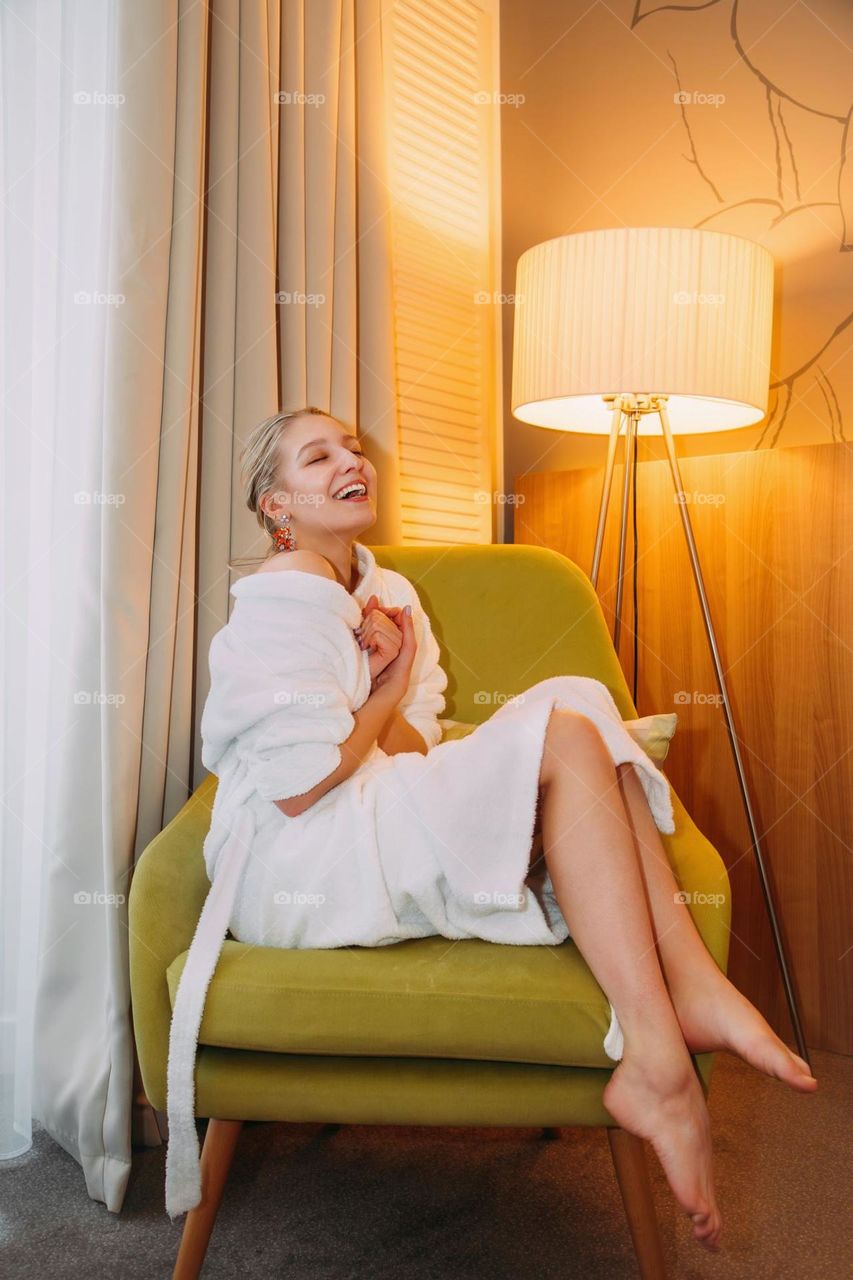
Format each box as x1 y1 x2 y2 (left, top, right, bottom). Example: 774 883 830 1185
308 449 364 464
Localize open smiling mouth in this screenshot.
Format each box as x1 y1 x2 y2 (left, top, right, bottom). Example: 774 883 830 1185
333 482 369 501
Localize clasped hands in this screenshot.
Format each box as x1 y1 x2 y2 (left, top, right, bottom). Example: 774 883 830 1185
354 594 416 694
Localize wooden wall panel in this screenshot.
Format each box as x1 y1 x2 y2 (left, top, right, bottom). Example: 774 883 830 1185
515 441 853 1056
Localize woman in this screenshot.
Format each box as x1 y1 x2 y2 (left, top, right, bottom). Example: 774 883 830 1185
165 406 816 1245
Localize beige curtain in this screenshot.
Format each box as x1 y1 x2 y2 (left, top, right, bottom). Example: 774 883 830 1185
142 0 404 1163
22 0 400 1213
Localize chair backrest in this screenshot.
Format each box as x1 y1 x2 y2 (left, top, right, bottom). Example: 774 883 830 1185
370 543 637 725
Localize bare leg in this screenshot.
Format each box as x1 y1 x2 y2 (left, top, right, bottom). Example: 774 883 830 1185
614 763 816 1091
538 710 721 1250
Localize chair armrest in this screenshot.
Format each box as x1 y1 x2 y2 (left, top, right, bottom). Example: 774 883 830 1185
129 773 217 1111
665 787 732 976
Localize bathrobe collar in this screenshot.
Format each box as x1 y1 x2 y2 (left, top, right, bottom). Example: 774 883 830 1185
230 541 381 628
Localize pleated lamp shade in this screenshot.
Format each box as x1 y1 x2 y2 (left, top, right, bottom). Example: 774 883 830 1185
511 226 775 435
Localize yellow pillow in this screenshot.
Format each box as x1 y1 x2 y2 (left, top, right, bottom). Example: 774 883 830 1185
439 712 677 762
621 712 678 763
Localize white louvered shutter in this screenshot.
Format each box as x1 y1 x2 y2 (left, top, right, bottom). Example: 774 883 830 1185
383 0 502 544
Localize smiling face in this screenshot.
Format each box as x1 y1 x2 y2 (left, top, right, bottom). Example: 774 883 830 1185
262 412 378 542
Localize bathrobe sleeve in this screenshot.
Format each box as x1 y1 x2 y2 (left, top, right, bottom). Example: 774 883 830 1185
237 660 356 802
200 587 370 803
390 576 448 750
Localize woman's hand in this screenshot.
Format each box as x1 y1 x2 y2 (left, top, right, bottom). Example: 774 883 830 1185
371 603 417 701
354 594 417 700
355 595 404 683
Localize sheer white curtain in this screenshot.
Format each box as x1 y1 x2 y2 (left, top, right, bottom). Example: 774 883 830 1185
1 0 133 1205
1 0 217 1211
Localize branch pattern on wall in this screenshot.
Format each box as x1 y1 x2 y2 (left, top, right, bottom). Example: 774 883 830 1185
633 0 852 445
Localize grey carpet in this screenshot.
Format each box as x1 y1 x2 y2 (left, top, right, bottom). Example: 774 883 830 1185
2 1049 850 1278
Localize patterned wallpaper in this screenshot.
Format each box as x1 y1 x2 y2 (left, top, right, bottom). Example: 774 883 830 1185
501 0 853 491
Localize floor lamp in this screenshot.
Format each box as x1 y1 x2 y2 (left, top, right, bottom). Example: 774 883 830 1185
510 225 809 1066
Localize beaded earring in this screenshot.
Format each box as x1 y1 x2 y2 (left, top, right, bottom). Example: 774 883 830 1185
272 513 296 553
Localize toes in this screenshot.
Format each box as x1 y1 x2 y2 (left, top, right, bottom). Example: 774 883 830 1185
776 1048 818 1089
756 1037 815 1088
692 1209 722 1250
793 1062 818 1089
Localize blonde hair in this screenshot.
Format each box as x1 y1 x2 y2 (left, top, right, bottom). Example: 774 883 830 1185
230 405 331 569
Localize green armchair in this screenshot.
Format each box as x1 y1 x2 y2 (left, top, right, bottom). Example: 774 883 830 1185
129 543 731 1279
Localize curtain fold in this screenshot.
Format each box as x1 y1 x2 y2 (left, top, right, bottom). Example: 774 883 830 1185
353 0 403 545
3 0 398 1213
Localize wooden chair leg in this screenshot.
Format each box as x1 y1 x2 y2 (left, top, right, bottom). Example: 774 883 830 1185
172 1119 244 1280
607 1127 667 1280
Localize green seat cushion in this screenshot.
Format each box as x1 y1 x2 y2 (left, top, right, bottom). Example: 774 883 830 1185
166 934 619 1070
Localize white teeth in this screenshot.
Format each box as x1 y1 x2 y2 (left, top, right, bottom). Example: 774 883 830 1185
334 482 367 499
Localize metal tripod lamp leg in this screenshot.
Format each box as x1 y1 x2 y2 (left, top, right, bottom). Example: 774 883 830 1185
590 398 625 590
656 401 810 1066
612 413 637 657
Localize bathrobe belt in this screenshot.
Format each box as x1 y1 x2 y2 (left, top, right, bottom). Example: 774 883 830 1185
165 782 256 1219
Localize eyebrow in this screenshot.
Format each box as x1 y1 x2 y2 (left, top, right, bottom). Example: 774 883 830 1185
296 435 360 460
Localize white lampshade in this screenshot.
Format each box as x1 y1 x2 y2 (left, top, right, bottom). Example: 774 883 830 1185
511 226 774 435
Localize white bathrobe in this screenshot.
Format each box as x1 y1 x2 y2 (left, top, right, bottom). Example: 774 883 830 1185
165 540 676 1218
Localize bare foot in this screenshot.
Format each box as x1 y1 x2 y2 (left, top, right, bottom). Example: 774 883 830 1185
668 965 817 1092
603 1039 722 1251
